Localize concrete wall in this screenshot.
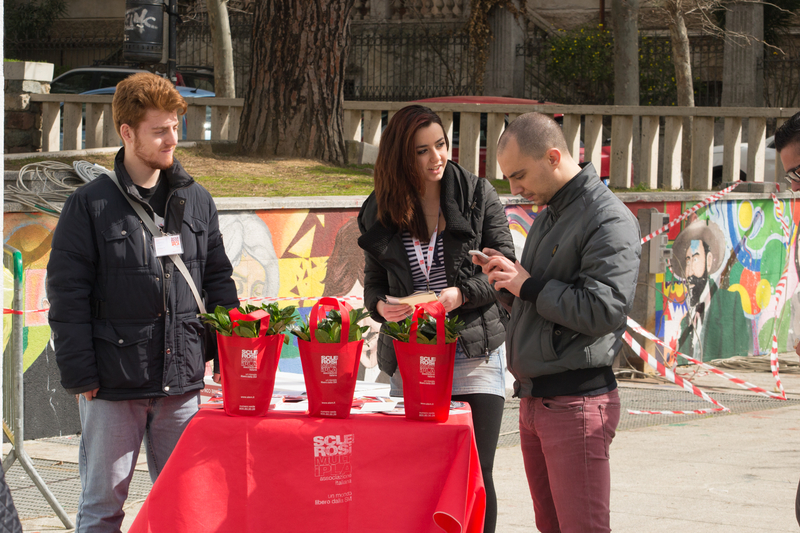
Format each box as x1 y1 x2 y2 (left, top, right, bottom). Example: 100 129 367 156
4 191 798 437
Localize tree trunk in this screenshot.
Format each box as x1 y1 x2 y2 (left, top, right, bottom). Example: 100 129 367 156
665 0 694 186
665 0 694 108
611 0 639 105
207 0 236 98
238 0 355 164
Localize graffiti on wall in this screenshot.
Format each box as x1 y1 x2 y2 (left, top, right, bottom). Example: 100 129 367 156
5 197 800 395
656 198 799 366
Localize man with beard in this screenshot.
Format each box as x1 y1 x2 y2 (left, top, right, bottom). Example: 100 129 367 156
47 72 237 532
674 219 751 362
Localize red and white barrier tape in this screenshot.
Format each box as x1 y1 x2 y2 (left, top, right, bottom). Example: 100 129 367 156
3 308 48 315
768 194 792 399
641 181 741 245
623 331 728 415
627 317 785 400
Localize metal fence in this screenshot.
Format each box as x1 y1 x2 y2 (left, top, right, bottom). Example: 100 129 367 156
2 245 73 529
520 28 726 107
764 37 800 108
176 13 253 98
345 23 481 101
3 13 254 97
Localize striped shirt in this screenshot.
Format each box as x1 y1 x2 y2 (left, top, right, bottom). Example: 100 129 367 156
402 231 449 293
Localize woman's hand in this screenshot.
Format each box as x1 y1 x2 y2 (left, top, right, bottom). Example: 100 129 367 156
438 287 463 312
376 299 414 322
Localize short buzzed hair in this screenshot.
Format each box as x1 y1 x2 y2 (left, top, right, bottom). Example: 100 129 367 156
498 112 569 160
775 111 800 153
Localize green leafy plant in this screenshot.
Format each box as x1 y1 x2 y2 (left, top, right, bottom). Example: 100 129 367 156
381 314 466 345
201 303 297 343
291 308 371 343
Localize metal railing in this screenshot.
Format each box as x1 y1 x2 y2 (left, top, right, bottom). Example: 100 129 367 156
346 23 480 101
2 244 73 529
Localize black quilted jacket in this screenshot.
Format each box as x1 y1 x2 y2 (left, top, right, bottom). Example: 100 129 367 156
47 149 238 401
357 161 516 376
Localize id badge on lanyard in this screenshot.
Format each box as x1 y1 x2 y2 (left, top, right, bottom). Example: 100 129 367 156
412 212 440 292
154 234 184 257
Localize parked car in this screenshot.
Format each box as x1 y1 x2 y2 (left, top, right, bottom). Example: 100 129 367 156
176 66 215 93
712 135 777 187
51 65 216 95
51 66 148 94
414 96 614 179
81 86 215 141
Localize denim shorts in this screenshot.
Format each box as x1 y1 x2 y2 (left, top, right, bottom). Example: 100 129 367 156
390 342 506 399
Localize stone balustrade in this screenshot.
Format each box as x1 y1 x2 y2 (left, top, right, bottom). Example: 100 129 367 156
23 93 800 190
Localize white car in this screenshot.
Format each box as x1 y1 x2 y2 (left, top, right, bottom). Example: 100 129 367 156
712 135 777 186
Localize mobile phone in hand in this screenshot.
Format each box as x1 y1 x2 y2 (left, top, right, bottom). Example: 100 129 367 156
469 250 490 263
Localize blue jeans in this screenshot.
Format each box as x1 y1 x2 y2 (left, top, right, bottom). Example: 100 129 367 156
75 392 200 533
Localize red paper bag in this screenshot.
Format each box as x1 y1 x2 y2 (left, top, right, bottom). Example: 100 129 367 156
393 301 456 422
217 308 283 417
298 298 363 419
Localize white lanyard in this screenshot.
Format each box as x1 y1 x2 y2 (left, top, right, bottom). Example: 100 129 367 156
412 212 440 290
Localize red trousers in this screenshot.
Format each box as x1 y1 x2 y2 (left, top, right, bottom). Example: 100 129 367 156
519 389 620 533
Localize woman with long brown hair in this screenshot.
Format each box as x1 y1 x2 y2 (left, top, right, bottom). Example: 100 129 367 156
357 105 515 533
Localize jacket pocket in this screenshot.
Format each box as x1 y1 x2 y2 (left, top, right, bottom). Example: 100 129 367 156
101 217 148 268
585 333 618 368
551 324 580 357
93 322 154 390
181 216 208 264
541 321 560 362
179 316 206 385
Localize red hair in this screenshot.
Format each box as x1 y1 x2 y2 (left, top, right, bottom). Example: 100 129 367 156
113 72 187 136
374 105 448 240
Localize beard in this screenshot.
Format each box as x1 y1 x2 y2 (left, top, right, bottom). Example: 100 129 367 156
686 275 708 307
133 137 173 171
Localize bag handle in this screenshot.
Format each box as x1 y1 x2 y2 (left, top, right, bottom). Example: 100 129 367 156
409 301 447 346
106 172 206 315
229 308 270 337
309 298 352 345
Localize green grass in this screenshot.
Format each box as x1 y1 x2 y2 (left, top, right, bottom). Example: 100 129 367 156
4 147 533 198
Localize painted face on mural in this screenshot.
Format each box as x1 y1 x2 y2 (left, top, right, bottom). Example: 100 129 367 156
685 239 712 306
232 250 268 298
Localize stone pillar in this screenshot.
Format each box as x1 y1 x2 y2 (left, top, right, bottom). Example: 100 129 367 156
4 61 54 154
367 0 393 20
721 2 764 107
483 7 526 97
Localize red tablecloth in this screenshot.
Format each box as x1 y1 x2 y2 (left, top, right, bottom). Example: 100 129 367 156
129 408 485 533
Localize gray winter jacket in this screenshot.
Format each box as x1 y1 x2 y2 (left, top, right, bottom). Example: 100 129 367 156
358 161 516 376
504 163 641 398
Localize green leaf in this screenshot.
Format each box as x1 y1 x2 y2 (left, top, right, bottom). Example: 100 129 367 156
315 329 332 343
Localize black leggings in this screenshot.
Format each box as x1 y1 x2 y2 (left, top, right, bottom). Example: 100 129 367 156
452 393 505 533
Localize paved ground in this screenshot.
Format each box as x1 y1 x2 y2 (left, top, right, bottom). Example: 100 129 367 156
8 359 800 532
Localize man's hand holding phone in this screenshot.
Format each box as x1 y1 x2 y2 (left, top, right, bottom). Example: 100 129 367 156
472 248 531 298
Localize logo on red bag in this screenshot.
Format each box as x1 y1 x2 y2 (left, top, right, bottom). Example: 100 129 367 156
313 434 353 485
420 356 436 378
241 349 258 372
321 355 338 377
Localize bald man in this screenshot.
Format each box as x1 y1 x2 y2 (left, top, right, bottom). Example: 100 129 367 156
474 113 641 533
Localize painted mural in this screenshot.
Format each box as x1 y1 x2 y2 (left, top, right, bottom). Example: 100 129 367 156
656 198 800 367
4 196 799 437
